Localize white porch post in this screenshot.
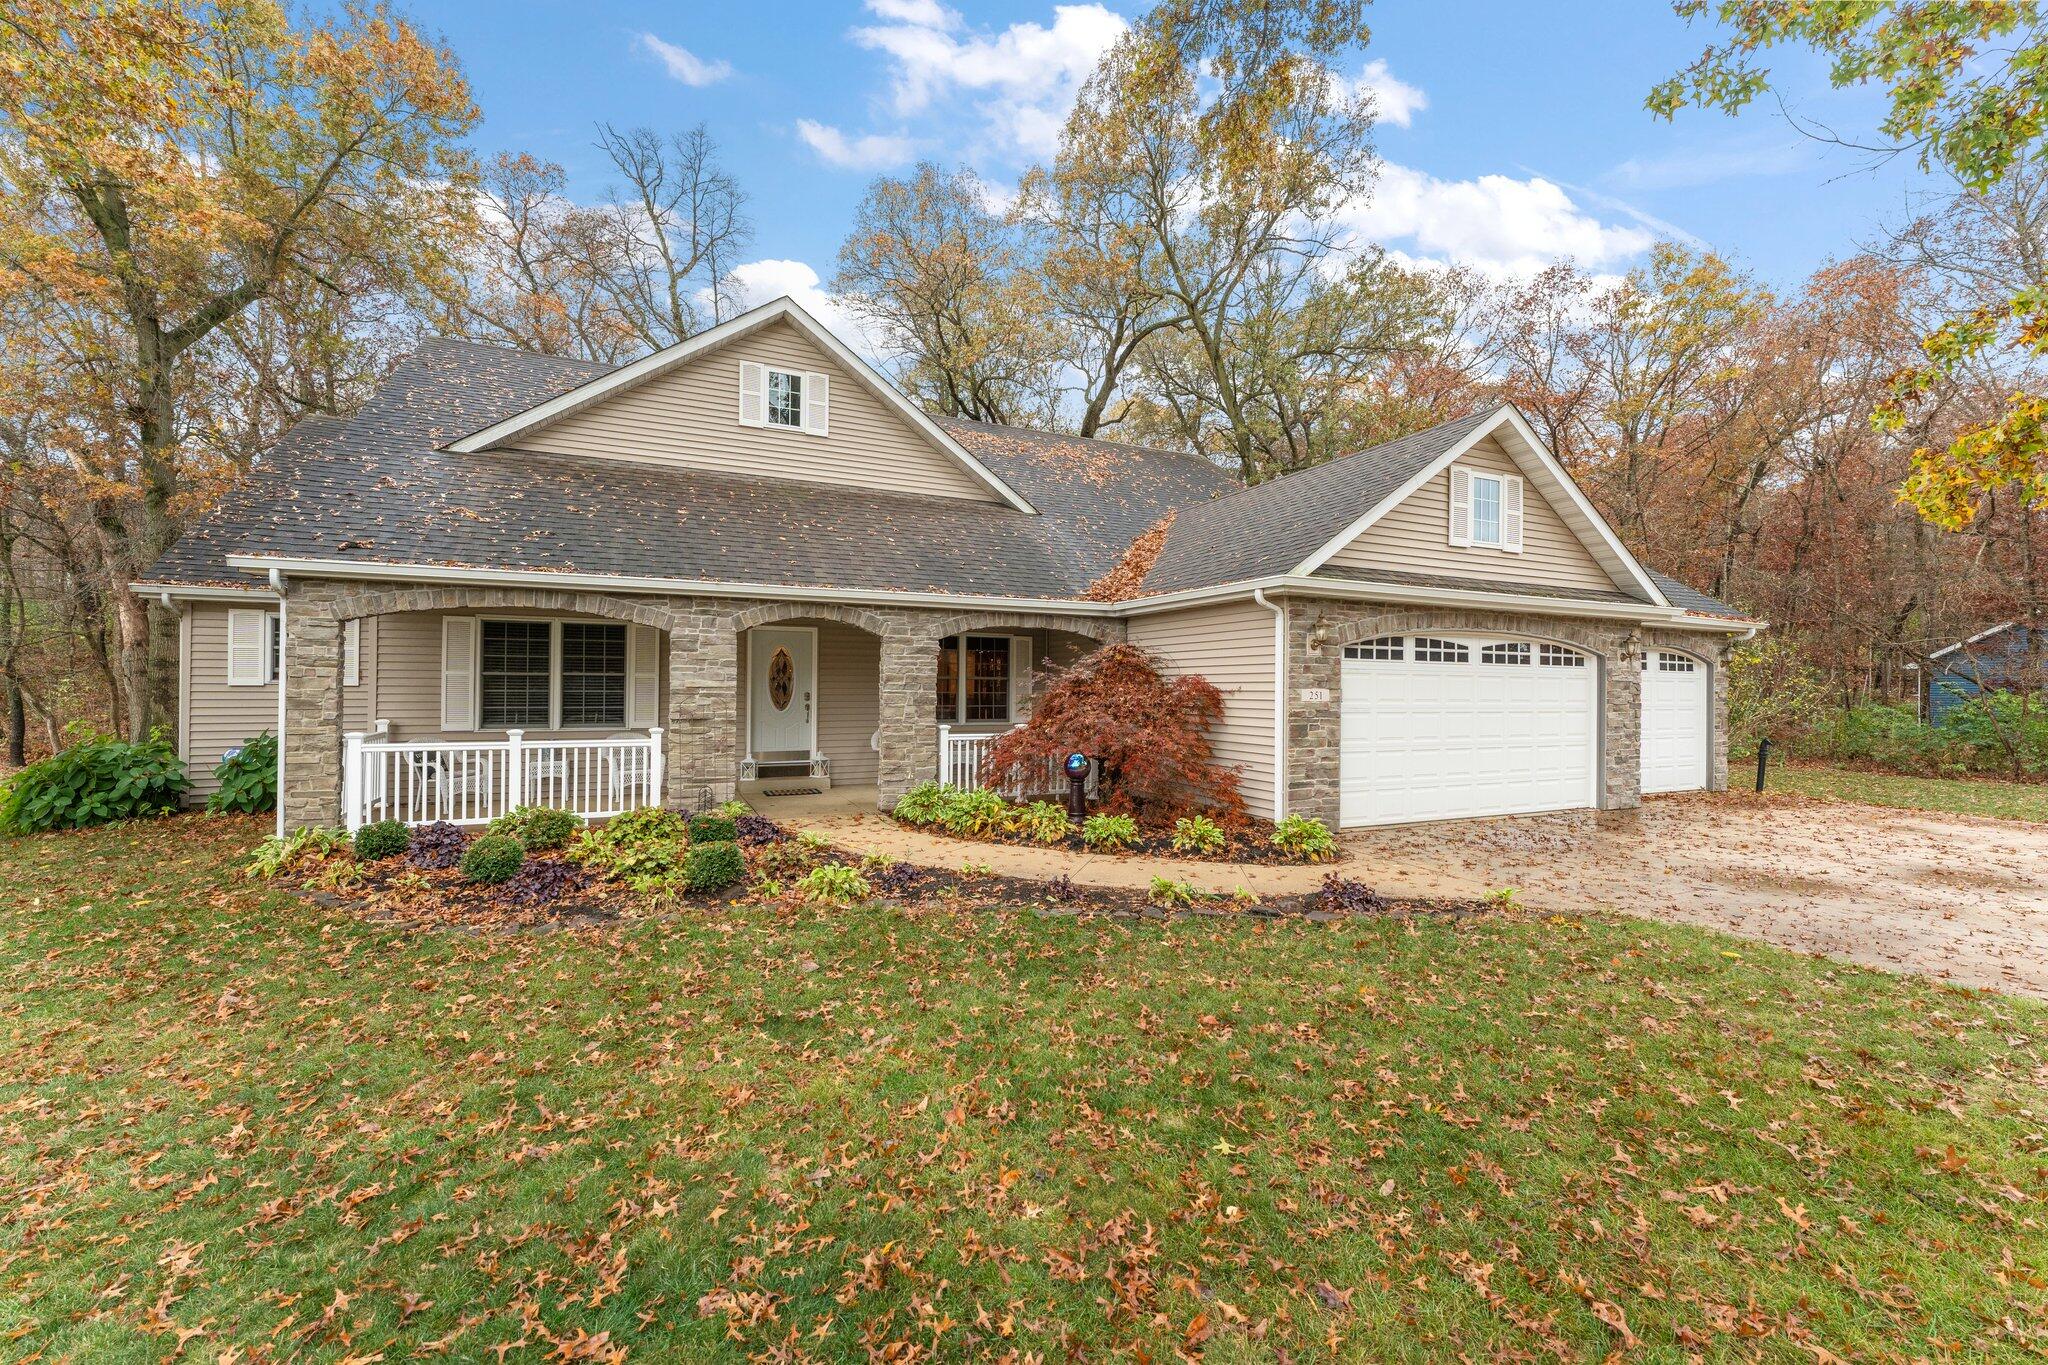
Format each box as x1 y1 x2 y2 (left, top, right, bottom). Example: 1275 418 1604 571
937 723 952 786
647 727 665 809
506 729 525 812
341 731 364 833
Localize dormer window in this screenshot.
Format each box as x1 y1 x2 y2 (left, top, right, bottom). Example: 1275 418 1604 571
767 369 803 427
739 359 830 435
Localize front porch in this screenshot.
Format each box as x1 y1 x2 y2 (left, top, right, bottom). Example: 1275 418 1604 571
277 581 1119 832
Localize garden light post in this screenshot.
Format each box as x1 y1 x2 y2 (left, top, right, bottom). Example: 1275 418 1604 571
1064 751 1091 823
1755 737 1773 793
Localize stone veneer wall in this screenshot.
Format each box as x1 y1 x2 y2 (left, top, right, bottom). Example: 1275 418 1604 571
278 577 1121 830
1281 598 1735 828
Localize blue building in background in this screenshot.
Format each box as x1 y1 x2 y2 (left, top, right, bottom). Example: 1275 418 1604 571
1925 622 2039 724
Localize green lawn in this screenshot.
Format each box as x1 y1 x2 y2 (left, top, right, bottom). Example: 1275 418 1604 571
1771 760 2048 822
1 817 2044 1360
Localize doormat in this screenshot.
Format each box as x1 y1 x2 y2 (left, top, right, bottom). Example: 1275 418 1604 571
761 786 825 797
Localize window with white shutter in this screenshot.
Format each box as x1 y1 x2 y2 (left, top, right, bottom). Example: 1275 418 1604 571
1447 466 1472 547
738 360 767 427
227 608 271 686
440 617 479 731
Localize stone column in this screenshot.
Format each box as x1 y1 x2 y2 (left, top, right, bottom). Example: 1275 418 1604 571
665 608 738 811
1287 603 1342 827
281 597 346 831
1600 635 1644 811
876 623 938 809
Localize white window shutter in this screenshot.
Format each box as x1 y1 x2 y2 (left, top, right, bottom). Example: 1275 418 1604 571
440 617 478 731
804 371 830 435
1501 473 1525 553
1008 635 1032 719
738 360 766 427
343 618 361 686
627 624 660 727
1447 465 1473 547
226 608 268 686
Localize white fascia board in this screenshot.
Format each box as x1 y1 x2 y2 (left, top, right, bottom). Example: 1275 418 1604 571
129 581 279 603
221 554 1129 616
1929 620 2018 659
1289 405 1670 609
441 295 1038 515
216 554 1759 632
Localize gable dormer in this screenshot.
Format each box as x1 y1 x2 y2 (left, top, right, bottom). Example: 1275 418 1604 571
446 300 1032 510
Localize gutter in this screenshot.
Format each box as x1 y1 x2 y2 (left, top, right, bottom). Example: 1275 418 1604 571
207 554 1760 633
1251 587 1287 822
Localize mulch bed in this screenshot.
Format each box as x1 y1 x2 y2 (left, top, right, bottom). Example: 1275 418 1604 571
282 821 1467 934
888 814 1344 866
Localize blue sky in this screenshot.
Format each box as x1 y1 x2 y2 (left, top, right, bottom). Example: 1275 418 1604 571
417 0 1939 323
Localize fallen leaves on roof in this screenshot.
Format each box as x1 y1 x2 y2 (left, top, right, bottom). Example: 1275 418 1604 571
1085 511 1175 602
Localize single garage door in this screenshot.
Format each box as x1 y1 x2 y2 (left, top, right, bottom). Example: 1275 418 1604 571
1640 650 1709 793
1339 634 1599 827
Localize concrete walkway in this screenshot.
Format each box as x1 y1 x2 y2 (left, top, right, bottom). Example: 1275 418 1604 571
757 786 2048 998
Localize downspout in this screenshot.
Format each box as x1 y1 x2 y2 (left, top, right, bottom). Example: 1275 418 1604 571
269 567 286 840
1251 588 1286 822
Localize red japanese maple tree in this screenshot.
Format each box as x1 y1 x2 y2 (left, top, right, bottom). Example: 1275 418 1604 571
982 643 1245 822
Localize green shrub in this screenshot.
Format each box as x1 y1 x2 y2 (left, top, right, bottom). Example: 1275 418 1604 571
1147 875 1200 908
352 819 411 861
1007 800 1071 844
1170 814 1225 855
206 733 277 813
0 732 189 834
892 781 952 825
245 826 352 879
1271 814 1336 862
940 786 1009 838
687 811 737 844
1081 812 1139 851
460 834 525 884
569 807 692 891
797 864 872 906
488 804 581 851
683 839 745 892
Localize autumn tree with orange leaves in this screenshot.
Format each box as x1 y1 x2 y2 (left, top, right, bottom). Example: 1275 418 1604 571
0 0 480 737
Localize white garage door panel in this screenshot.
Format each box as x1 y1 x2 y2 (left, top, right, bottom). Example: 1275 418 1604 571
1340 637 1598 827
1640 652 1709 794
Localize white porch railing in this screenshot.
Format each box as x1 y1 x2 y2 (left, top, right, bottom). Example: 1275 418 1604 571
937 725 1094 798
343 727 664 832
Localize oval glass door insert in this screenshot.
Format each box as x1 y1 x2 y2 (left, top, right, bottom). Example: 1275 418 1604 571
768 647 795 710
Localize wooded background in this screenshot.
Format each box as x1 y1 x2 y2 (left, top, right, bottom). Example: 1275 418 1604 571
3 0 2043 762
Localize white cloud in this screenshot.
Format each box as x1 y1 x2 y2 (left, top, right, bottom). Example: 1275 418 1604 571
850 1 1127 161
721 259 888 357
795 119 919 171
637 33 732 87
1336 163 1657 278
1350 58 1426 128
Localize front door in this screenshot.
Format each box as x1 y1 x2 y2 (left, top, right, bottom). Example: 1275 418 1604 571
748 627 816 759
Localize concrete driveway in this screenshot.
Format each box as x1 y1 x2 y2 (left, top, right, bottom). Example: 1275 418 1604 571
1343 792 2048 998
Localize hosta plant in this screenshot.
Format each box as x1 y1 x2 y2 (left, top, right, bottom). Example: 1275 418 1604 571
0 732 188 834
1007 800 1071 844
1081 812 1139 851
206 733 277 813
1170 815 1225 855
1271 814 1337 862
797 864 872 906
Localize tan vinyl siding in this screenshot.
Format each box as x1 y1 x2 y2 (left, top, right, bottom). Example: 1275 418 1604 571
512 317 998 502
736 620 881 786
183 602 367 801
1326 436 1618 592
367 608 668 743
1126 600 1276 815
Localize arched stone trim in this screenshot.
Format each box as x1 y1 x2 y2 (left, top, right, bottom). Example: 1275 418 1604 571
319 584 678 630
727 600 897 639
1324 608 1631 659
913 610 1122 647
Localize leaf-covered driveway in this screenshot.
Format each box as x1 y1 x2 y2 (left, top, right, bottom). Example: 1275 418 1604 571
0 815 2042 1360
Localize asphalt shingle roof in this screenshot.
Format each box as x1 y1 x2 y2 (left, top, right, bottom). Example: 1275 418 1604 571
1139 408 1502 594
146 337 1753 622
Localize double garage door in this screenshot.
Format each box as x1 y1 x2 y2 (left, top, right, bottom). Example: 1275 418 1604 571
1338 635 1705 827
